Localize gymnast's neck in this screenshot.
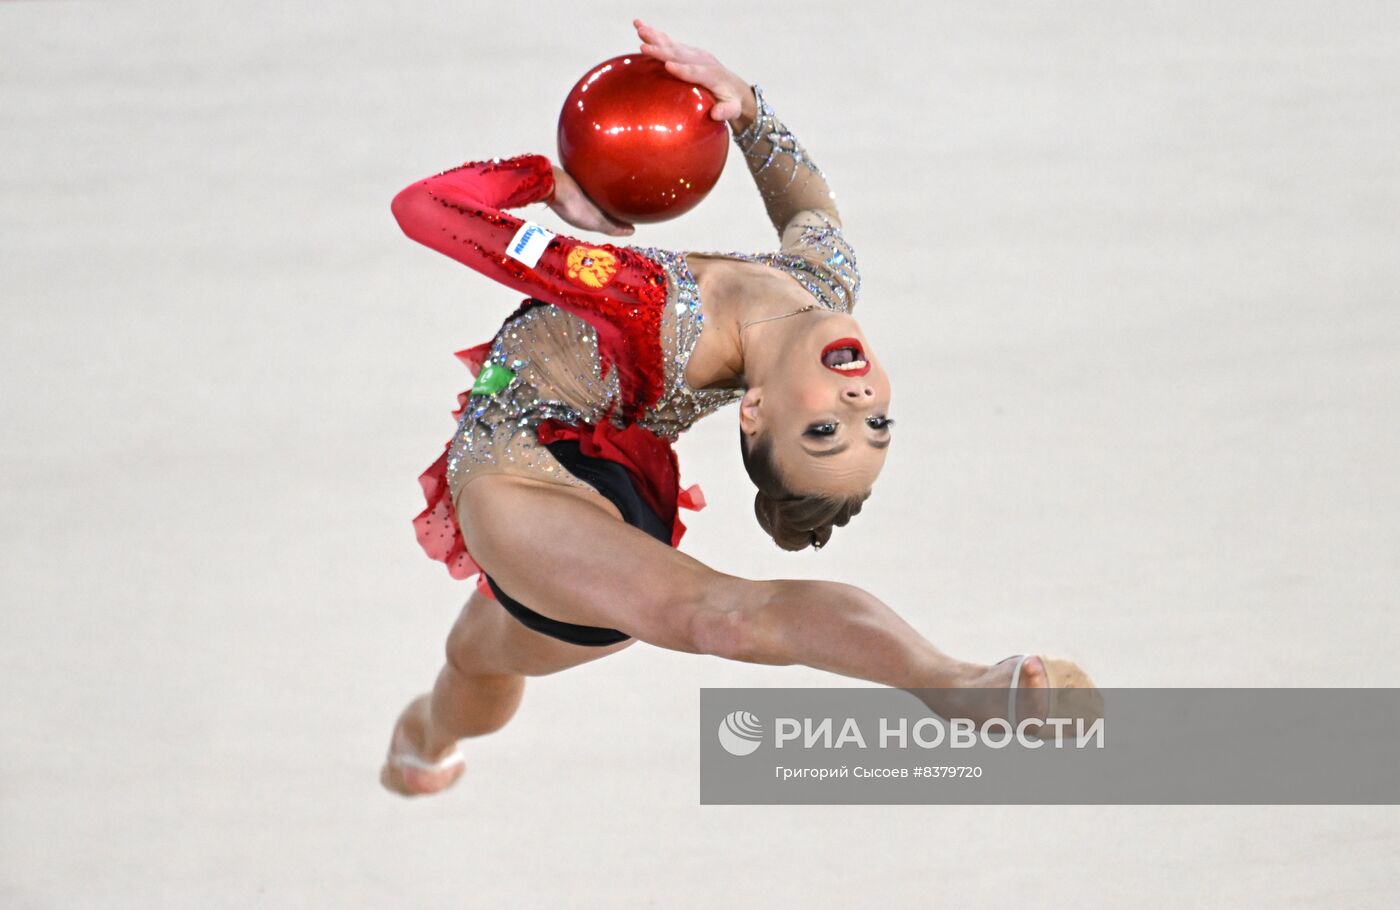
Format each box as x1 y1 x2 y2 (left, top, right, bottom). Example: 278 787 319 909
683 254 856 393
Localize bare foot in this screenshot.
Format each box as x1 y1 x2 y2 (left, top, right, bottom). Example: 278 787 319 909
380 695 466 797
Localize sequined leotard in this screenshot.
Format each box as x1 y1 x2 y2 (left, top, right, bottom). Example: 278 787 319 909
393 85 860 587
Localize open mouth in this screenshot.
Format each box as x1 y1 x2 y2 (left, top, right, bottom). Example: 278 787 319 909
820 337 871 377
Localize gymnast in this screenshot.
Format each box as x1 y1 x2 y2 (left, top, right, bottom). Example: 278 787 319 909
382 19 1097 796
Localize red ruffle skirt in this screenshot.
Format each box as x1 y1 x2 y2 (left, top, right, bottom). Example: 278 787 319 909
412 339 705 595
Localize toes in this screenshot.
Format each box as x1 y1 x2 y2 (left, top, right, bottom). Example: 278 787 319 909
1040 657 1104 724
1042 656 1098 690
380 763 414 797
380 759 465 797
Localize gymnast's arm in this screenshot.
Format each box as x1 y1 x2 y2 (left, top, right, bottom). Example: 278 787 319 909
731 85 861 307
390 154 648 300
634 22 841 235
635 23 858 307
391 153 555 280
728 84 843 235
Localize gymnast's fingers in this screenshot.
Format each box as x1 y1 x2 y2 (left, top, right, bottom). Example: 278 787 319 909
601 213 635 236
665 43 718 66
640 39 711 67
633 19 674 50
661 59 712 81
709 98 742 122
636 20 718 66
660 59 728 102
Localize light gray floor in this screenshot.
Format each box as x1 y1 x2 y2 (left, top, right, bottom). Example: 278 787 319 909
3 1 1398 906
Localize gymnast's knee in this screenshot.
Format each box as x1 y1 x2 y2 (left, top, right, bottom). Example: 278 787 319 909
685 608 752 661
681 583 778 663
443 617 523 680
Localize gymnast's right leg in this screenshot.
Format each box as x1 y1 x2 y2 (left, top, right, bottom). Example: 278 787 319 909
456 477 1097 717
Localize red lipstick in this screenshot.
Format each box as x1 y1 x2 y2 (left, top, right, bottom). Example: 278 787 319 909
820 337 871 377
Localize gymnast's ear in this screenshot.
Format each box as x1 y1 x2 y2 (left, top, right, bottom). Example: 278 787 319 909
739 387 764 436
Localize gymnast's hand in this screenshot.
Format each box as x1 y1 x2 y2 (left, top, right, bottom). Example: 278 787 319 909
633 19 757 130
548 164 635 237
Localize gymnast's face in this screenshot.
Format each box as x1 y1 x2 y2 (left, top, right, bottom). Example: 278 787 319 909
739 325 892 499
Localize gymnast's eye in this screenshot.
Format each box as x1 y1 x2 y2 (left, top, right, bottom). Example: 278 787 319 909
866 416 895 431
805 422 838 437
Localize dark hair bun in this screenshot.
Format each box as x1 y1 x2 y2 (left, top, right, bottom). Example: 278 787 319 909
753 490 865 552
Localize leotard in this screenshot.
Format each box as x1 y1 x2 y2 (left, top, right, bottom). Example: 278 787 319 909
393 85 860 641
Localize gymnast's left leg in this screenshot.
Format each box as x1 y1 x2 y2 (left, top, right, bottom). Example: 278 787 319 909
381 587 633 797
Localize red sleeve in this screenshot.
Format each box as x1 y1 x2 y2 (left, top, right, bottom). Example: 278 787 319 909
391 154 673 416
391 154 556 283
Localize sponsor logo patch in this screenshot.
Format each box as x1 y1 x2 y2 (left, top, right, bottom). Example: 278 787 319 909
505 221 555 269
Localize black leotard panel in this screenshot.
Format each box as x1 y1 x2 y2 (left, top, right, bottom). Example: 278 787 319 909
482 439 670 646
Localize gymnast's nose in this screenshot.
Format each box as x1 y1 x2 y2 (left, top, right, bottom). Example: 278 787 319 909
841 385 874 402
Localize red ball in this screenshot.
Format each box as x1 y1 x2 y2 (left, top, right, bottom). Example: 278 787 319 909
557 54 729 224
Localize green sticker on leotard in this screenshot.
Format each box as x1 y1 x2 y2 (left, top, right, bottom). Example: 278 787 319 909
471 362 516 396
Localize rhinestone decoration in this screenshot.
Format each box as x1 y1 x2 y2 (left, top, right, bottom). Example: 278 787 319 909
443 87 859 497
